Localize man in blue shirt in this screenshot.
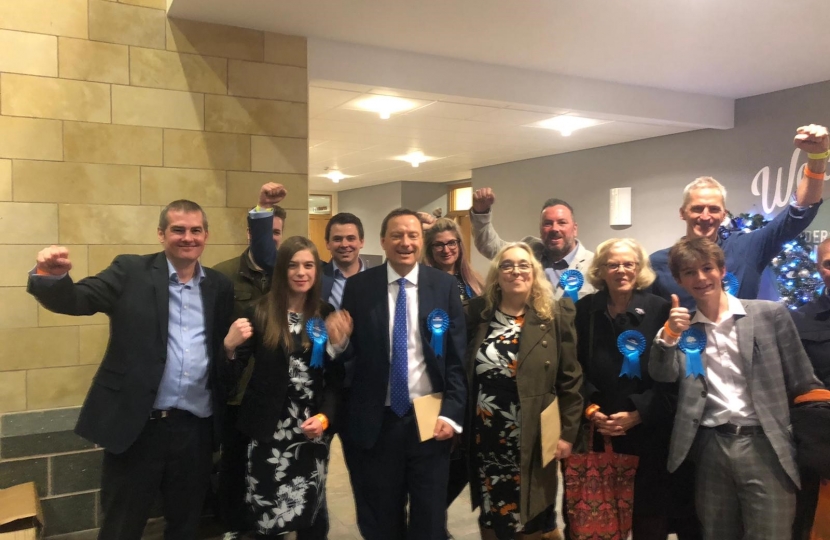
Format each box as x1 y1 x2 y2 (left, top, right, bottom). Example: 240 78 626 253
651 124 828 309
322 212 366 308
27 200 234 540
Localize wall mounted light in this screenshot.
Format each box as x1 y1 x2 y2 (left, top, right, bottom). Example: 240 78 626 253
609 187 632 226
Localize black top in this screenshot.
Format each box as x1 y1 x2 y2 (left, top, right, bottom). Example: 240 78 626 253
791 294 830 387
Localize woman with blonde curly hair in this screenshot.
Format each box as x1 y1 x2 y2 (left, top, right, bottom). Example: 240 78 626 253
464 242 583 539
423 218 484 301
573 238 699 539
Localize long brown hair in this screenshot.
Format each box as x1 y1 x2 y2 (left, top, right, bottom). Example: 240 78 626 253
423 218 484 296
255 236 322 350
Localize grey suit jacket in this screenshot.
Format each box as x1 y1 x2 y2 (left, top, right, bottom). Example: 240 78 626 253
649 298 821 487
470 210 595 299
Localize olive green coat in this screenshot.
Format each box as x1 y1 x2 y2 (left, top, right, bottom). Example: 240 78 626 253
464 296 584 525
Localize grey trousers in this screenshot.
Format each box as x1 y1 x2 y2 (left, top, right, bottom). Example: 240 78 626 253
691 427 796 540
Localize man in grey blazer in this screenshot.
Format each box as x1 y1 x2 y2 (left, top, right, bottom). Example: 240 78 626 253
469 188 595 299
650 237 821 540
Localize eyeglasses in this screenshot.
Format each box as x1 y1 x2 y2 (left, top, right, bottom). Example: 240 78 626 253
498 262 533 273
604 261 638 271
432 240 459 251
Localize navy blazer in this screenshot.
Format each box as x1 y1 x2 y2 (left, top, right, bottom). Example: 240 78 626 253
27 252 234 454
340 263 467 450
248 212 334 301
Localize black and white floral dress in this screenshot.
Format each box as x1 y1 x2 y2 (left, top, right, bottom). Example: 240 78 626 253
245 312 332 536
473 310 524 538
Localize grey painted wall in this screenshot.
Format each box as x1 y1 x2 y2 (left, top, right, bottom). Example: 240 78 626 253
337 181 403 256
402 182 448 217
471 80 830 273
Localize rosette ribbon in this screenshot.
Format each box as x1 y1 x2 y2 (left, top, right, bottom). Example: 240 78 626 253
428 308 450 357
617 330 646 379
722 272 739 295
305 317 327 369
559 269 584 302
679 327 706 379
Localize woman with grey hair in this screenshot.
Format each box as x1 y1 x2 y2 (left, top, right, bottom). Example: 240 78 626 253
573 238 699 540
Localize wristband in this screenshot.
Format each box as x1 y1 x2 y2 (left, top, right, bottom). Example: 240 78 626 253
804 166 826 181
254 205 274 213
584 404 600 420
35 267 52 276
314 413 329 431
663 322 681 340
807 150 830 160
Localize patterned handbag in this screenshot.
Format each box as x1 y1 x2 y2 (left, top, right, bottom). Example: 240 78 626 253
563 428 639 540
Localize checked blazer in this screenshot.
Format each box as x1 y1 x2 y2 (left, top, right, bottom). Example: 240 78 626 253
649 298 821 487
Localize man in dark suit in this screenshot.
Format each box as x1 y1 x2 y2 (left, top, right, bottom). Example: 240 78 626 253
27 200 234 540
334 208 467 540
322 212 366 308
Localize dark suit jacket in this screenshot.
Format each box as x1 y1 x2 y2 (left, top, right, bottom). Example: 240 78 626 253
27 252 234 454
340 263 467 450
233 302 345 442
248 213 334 302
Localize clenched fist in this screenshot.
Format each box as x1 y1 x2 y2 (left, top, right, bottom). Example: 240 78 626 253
666 294 691 338
224 318 253 355
794 124 829 156
325 310 353 348
472 188 495 214
258 182 287 210
36 246 72 275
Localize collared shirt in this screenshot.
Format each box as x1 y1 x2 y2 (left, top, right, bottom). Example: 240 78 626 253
650 201 823 309
153 259 212 417
385 263 462 433
543 240 580 289
692 294 759 427
329 258 365 309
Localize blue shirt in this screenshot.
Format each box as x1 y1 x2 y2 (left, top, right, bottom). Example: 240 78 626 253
650 202 822 309
329 259 365 309
153 260 212 417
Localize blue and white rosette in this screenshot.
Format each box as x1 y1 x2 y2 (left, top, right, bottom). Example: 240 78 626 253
305 317 327 369
559 269 584 302
722 272 739 295
428 308 450 357
678 327 706 379
616 330 646 379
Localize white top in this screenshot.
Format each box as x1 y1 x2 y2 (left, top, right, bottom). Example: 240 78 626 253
693 294 760 427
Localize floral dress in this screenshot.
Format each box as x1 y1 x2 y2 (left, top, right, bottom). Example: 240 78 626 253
474 310 524 538
245 312 332 536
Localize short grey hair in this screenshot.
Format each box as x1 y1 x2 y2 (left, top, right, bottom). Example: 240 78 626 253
681 176 727 208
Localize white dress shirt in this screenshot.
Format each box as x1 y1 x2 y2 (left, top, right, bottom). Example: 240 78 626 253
386 264 461 433
693 294 760 427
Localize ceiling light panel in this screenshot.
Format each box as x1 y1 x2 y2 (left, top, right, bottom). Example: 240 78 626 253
341 94 434 119
527 115 611 136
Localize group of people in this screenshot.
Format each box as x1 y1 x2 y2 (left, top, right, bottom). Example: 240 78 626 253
25 124 829 540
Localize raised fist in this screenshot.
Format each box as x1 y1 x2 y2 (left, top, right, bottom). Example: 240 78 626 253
36 246 72 276
325 310 353 348
224 318 253 353
794 124 829 155
472 188 495 214
258 182 287 209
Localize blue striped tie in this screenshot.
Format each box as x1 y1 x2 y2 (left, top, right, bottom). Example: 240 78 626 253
390 277 411 416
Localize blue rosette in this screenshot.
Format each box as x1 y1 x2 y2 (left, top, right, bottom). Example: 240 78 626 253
722 272 739 295
616 330 646 379
428 308 450 357
559 269 584 302
678 327 706 378
305 317 327 369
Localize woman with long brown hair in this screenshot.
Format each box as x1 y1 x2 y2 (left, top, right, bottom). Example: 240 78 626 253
223 236 351 539
423 217 484 301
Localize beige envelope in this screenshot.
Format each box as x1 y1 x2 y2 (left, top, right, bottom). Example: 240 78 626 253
541 397 561 467
413 392 443 442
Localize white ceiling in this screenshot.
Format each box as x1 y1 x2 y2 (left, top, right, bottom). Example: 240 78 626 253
166 0 830 192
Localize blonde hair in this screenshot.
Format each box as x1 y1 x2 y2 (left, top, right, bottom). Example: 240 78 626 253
481 242 555 322
682 176 727 208
422 218 484 296
587 238 656 291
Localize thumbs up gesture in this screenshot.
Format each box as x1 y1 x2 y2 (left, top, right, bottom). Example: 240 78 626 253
667 294 691 336
36 246 72 275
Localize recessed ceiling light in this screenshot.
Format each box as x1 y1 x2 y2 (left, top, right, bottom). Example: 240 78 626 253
343 95 423 120
394 150 439 168
318 170 352 183
528 114 610 136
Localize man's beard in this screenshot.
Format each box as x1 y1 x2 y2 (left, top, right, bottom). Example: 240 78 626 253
544 237 574 261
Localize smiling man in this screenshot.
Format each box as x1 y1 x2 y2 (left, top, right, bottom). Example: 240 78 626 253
650 237 821 540
323 213 366 308
27 200 234 540
650 124 828 309
338 208 467 540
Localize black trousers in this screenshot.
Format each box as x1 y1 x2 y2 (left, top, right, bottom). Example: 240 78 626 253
98 410 213 540
218 404 249 533
793 467 821 540
346 409 451 540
